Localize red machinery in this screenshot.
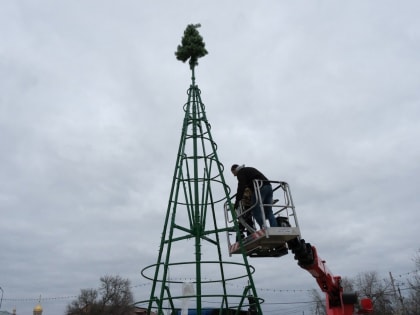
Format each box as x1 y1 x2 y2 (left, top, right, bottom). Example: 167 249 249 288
287 237 373 315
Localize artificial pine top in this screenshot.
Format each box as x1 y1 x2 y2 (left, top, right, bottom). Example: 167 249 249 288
175 24 208 70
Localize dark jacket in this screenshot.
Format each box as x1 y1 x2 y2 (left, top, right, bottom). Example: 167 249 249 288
234 167 268 208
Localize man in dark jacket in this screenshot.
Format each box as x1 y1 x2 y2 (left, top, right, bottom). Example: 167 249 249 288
231 164 278 229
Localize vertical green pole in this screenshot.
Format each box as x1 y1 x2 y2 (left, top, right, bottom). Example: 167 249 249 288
191 65 202 314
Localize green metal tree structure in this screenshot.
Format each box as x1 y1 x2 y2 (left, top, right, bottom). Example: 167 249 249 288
138 24 264 315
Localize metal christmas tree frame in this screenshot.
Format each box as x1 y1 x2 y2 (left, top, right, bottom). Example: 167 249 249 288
137 24 263 315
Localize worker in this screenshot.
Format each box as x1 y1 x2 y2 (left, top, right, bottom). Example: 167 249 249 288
231 164 278 229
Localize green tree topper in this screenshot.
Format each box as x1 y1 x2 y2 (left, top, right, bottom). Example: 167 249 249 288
175 24 208 69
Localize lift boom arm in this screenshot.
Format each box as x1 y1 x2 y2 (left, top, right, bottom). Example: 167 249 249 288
288 238 373 315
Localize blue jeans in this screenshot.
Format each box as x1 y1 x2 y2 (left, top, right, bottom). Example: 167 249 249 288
251 184 278 228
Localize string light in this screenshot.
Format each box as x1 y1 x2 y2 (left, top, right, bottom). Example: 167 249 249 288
3 269 418 303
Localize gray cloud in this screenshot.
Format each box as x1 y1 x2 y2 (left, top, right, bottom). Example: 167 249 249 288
1 1 419 314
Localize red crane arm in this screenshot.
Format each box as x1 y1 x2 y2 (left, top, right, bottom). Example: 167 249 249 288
300 246 342 301
287 238 373 315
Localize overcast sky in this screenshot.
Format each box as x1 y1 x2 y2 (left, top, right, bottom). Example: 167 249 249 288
1 1 419 315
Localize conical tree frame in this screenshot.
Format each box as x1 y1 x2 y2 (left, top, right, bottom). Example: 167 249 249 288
138 28 264 315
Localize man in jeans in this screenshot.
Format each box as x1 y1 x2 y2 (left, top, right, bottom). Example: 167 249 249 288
231 164 278 229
